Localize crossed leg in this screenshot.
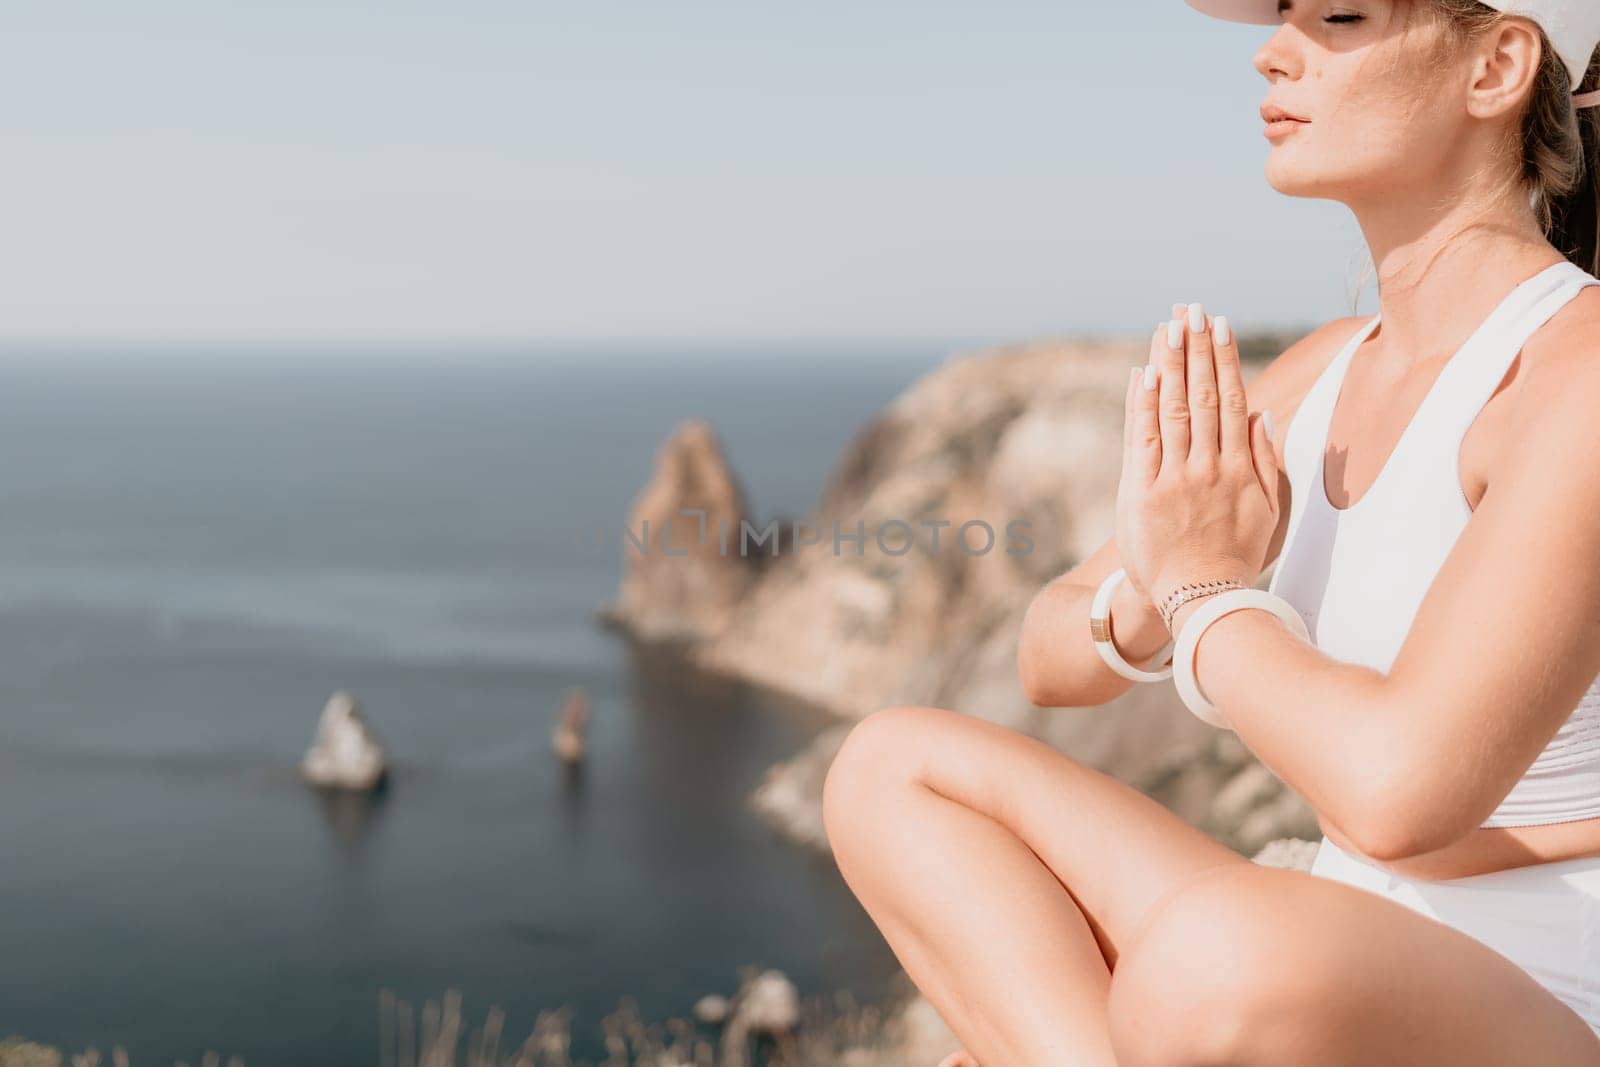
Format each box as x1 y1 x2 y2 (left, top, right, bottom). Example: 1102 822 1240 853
822 704 1600 1066
822 703 1250 1064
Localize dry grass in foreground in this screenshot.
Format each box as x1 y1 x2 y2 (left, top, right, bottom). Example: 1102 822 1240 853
378 967 922 1067
1 967 927 1067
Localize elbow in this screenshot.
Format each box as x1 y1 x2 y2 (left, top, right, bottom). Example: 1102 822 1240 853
1016 637 1060 707
1015 585 1120 708
1336 765 1471 863
1016 601 1068 707
1022 678 1069 709
1327 686 1474 862
1339 812 1425 864
1017 632 1092 708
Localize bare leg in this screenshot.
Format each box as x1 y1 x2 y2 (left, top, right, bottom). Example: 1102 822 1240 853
1108 862 1600 1065
834 770 1121 1064
823 705 1249 1065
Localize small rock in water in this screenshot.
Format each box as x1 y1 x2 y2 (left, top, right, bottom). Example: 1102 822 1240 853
552 686 589 765
301 690 389 791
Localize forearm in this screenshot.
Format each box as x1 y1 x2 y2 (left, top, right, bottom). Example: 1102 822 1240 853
1178 605 1411 856
1017 576 1174 707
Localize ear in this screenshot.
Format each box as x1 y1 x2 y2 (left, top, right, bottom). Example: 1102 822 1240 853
1466 16 1545 118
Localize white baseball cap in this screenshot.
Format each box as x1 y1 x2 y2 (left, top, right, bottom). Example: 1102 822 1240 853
1185 0 1600 105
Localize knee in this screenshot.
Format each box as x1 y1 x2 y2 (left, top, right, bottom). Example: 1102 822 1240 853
821 705 933 854
1107 866 1299 1066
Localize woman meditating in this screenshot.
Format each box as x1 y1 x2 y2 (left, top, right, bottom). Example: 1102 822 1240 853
822 1 1600 1063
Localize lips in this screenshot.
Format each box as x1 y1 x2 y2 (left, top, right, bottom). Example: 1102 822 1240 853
1260 103 1310 124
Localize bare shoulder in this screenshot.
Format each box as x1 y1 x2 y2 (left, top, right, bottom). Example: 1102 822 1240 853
1506 284 1600 426
1516 282 1600 370
1243 314 1373 462
1469 285 1600 507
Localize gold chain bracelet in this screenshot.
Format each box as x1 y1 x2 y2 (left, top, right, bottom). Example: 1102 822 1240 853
1158 577 1248 632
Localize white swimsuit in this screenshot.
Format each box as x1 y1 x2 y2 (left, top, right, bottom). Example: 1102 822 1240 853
1267 258 1600 1034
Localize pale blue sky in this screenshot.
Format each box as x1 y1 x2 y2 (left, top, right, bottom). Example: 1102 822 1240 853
0 2 1374 347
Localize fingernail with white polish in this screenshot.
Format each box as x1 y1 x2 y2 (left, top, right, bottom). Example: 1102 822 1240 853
1167 320 1184 350
1143 362 1157 390
1263 408 1275 441
1214 315 1231 346
1188 302 1206 333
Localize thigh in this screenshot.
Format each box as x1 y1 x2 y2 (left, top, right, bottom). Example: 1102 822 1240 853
1108 863 1600 1066
824 703 1250 968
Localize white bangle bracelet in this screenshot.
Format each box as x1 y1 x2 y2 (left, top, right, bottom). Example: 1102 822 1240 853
1088 567 1175 682
1172 588 1310 730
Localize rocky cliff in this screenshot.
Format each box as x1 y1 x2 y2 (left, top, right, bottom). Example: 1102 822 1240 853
600 336 1321 857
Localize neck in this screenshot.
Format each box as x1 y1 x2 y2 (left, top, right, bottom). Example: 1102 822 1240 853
1346 150 1560 368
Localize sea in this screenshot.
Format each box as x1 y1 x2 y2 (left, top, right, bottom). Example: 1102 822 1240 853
0 343 952 1066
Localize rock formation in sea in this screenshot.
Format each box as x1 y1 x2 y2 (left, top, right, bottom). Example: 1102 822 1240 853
602 336 1320 857
552 685 589 765
598 418 761 642
301 690 390 792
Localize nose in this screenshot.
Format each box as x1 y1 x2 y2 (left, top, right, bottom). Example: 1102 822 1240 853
1252 26 1301 83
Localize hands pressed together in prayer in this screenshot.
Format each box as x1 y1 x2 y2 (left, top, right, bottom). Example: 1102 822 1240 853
1115 302 1281 636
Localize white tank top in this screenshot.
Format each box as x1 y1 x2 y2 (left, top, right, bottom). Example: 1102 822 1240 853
1268 258 1600 829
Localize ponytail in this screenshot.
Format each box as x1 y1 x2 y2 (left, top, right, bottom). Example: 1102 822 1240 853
1538 45 1600 274
1546 63 1600 273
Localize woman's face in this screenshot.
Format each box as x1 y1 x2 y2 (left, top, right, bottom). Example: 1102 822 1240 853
1252 0 1468 202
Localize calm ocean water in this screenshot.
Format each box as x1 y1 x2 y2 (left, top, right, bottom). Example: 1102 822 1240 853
0 345 946 1065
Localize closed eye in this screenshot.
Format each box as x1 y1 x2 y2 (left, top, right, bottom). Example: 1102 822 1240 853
1276 1 1366 22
